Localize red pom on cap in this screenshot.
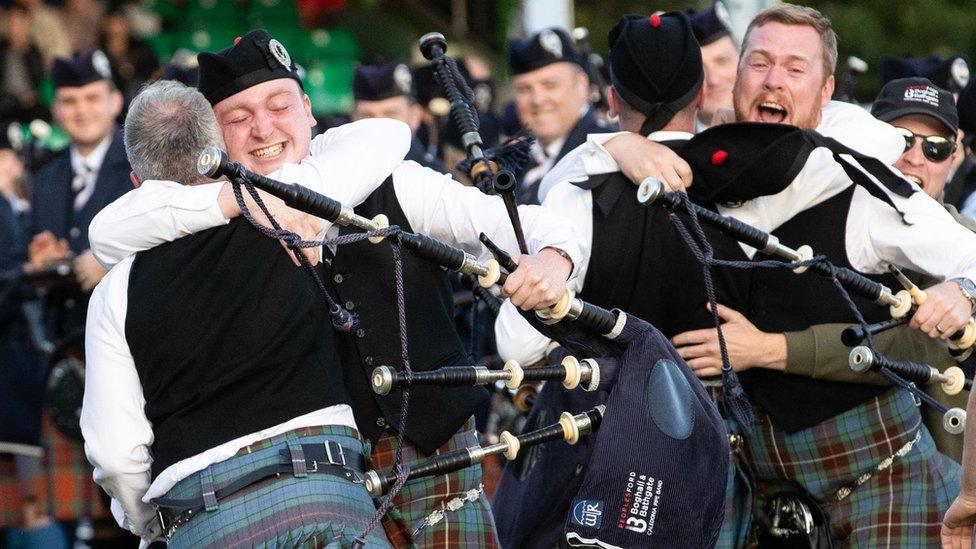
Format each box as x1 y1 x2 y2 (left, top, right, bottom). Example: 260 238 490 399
233 36 242 45
649 13 661 27
711 150 729 165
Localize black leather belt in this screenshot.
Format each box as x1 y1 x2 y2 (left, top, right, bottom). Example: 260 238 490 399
153 440 364 538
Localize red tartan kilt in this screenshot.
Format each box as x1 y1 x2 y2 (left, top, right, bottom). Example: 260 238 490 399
0 413 109 527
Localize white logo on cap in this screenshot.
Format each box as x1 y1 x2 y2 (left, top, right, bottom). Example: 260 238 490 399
268 39 292 69
393 64 412 95
904 85 941 107
91 50 112 79
539 30 563 59
951 57 970 89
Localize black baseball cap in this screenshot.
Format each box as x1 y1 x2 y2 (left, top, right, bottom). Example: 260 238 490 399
198 29 303 107
871 77 959 135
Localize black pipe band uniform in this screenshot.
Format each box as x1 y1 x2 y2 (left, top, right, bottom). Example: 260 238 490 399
494 14 732 548
197 29 487 454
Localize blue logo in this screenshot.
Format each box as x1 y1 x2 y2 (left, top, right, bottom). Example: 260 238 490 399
571 499 604 528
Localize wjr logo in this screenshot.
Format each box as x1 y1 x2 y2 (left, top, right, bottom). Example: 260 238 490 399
571 499 604 528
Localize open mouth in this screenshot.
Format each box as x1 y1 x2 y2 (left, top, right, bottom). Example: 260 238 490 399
757 102 788 124
903 174 923 186
250 142 285 159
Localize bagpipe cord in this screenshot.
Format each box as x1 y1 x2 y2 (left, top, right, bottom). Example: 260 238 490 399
667 191 950 431
227 173 415 544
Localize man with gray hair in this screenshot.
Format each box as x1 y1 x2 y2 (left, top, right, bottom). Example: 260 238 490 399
81 80 394 547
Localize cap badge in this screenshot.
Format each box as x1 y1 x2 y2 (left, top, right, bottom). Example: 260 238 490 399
951 57 970 89
649 13 661 28
91 50 112 79
268 39 292 69
394 63 412 95
539 29 563 59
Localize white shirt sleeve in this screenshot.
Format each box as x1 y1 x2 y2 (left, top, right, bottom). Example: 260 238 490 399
847 185 976 285
390 161 583 274
538 133 629 203
494 182 592 364
81 257 158 540
88 118 411 268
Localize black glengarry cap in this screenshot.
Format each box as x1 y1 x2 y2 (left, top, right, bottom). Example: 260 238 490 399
198 29 303 107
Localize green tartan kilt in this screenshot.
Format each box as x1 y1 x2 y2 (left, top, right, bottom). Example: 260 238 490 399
163 426 390 549
741 388 960 547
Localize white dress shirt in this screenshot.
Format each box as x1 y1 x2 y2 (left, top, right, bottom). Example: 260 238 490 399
70 132 113 211
82 118 583 539
82 252 357 541
496 101 976 365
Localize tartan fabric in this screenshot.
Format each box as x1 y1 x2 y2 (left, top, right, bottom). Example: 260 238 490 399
371 417 499 549
744 388 960 546
0 413 107 527
162 427 390 549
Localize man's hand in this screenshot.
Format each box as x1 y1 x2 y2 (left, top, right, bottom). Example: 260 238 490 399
942 493 976 548
28 231 70 270
602 133 692 192
217 182 324 266
501 247 572 311
671 304 787 377
74 249 108 292
909 280 974 340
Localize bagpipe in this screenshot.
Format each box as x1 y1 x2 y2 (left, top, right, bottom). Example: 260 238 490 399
635 176 972 430
363 406 604 497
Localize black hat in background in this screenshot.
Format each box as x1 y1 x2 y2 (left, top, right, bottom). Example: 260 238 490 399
881 54 971 93
51 50 114 89
871 77 959 135
162 49 199 88
957 79 976 136
198 29 303 107
687 2 731 46
507 27 584 76
412 60 471 115
353 62 415 102
608 12 703 135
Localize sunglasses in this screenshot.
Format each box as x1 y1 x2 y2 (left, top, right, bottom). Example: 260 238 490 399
895 127 956 162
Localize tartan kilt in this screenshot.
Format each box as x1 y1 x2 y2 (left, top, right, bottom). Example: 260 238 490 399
371 417 499 549
744 388 959 546
164 426 390 549
0 413 108 527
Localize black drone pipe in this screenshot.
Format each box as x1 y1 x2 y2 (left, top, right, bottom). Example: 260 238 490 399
363 406 605 497
369 355 610 395
849 346 971 396
478 233 621 337
636 178 910 310
419 32 528 255
196 147 506 288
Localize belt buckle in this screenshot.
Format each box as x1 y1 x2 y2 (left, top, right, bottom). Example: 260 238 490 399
325 440 346 467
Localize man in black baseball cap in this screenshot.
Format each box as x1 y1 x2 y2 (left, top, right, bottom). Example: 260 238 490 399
872 77 960 199
350 61 446 172
507 27 610 204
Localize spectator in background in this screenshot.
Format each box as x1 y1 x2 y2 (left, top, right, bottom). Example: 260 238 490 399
688 3 738 130
12 0 69 70
61 0 103 55
507 27 610 204
98 8 159 106
0 5 47 124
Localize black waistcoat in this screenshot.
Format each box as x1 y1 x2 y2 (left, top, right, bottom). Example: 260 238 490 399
125 218 350 479
323 177 488 453
577 151 751 338
741 186 898 432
